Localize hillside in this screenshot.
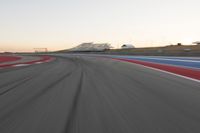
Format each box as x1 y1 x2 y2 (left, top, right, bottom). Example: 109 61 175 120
105 45 200 56
59 44 200 56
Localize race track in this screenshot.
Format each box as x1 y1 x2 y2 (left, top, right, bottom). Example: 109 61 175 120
0 54 200 133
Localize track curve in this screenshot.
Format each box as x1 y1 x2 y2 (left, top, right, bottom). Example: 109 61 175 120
0 54 200 133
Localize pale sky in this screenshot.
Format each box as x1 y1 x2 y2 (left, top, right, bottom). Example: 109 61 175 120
0 0 200 52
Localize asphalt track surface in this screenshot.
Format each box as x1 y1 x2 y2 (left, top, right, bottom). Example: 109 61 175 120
0 54 200 133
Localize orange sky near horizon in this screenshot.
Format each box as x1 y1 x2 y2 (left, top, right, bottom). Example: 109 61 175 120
0 0 200 52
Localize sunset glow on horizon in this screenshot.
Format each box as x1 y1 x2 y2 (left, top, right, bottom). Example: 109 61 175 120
0 0 200 52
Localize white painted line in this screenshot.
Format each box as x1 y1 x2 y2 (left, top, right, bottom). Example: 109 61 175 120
120 60 200 83
120 56 200 63
14 64 30 67
34 62 43 64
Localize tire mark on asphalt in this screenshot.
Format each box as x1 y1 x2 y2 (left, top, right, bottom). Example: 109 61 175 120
0 70 74 125
0 59 59 96
64 62 84 133
0 77 31 89
0 76 34 96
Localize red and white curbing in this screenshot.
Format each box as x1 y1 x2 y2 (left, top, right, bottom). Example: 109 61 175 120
113 58 200 83
0 56 54 69
0 56 22 63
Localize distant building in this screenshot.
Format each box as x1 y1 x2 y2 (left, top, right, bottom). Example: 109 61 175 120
121 44 135 49
70 42 112 52
177 43 182 46
193 41 200 45
34 48 48 53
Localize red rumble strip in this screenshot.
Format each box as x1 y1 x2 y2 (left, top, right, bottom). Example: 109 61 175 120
0 56 53 68
0 56 21 63
22 56 53 65
114 58 200 80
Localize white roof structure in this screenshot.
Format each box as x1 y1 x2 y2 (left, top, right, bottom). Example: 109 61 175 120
121 44 135 49
193 41 200 45
70 42 112 51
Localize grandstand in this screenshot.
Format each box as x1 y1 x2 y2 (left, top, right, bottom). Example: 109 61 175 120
34 48 48 53
69 42 112 52
193 41 200 45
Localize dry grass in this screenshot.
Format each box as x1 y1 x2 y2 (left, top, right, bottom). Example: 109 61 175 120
110 45 200 52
